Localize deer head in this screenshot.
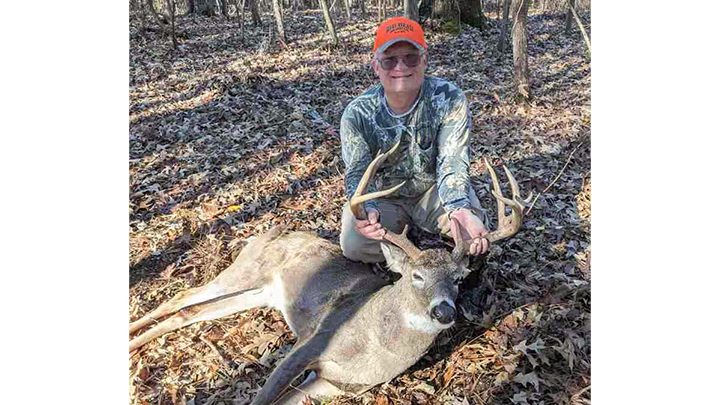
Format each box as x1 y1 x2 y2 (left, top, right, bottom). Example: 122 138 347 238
349 141 531 329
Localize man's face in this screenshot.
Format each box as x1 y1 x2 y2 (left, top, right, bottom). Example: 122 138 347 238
372 42 427 98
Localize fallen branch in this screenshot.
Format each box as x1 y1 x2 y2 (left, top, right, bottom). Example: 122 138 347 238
526 142 584 215
200 336 233 369
568 0 591 55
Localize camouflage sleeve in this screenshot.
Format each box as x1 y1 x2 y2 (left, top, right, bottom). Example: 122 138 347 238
340 105 380 214
436 91 475 213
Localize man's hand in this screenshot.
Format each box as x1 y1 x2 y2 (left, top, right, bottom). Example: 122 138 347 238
355 208 386 240
450 208 489 256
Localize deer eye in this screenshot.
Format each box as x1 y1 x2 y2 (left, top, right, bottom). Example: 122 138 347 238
412 272 425 283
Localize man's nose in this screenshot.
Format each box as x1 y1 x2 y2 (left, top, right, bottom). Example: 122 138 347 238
392 58 409 70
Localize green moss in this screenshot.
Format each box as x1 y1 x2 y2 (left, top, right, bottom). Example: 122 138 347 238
441 20 461 35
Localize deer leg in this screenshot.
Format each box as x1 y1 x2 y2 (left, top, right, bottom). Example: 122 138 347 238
272 371 344 405
129 281 232 335
129 286 271 354
250 336 327 405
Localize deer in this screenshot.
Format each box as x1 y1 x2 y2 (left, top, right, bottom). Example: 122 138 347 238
129 140 531 405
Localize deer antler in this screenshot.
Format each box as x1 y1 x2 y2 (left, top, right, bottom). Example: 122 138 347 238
349 138 405 220
451 159 533 259
383 224 422 261
483 158 533 242
349 139 421 261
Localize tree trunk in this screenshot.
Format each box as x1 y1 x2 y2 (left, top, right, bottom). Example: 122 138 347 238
235 0 246 43
319 0 339 45
136 0 149 32
564 0 575 34
272 0 286 43
195 0 216 16
497 0 510 53
567 0 591 55
343 0 352 18
433 0 486 29
247 0 261 25
378 0 387 21
187 0 196 13
511 0 530 101
404 0 419 21
146 0 168 27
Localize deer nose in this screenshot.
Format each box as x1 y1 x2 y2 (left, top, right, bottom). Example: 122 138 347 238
430 301 456 324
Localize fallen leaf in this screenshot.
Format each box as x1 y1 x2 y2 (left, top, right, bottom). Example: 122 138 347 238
513 371 541 391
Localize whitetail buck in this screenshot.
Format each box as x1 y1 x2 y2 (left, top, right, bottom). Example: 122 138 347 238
129 141 531 405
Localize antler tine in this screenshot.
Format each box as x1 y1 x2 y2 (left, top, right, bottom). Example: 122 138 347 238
502 163 534 206
483 159 531 243
350 138 405 220
383 224 422 261
484 157 506 228
449 217 469 263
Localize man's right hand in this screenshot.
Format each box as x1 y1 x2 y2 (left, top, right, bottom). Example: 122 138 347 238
354 208 386 240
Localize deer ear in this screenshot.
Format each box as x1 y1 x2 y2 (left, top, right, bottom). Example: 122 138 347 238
380 241 407 273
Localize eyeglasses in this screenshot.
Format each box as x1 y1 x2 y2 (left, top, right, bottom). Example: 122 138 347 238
376 52 425 70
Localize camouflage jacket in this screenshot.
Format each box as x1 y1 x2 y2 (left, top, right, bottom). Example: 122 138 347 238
340 76 475 215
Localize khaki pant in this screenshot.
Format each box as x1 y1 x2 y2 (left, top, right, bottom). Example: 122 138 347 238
340 184 487 263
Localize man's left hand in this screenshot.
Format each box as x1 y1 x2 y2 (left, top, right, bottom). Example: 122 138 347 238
449 208 489 256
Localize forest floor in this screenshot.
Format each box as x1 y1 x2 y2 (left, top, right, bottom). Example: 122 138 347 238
129 7 591 405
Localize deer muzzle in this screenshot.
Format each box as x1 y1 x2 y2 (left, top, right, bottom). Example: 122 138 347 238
430 301 456 325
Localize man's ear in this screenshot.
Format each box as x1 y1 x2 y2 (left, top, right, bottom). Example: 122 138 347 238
371 58 380 76
380 242 407 274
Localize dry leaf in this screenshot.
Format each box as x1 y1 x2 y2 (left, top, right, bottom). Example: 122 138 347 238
443 364 455 387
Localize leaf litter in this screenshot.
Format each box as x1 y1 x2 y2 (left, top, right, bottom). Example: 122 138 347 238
130 6 591 405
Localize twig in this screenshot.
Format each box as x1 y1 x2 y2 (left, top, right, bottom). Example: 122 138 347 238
568 0 591 55
526 142 584 215
200 336 232 369
572 384 591 400
129 358 143 405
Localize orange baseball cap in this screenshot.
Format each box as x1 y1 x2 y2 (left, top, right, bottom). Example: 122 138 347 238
373 17 427 54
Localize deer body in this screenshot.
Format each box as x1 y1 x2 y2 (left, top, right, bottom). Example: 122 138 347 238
129 144 530 405
130 226 464 405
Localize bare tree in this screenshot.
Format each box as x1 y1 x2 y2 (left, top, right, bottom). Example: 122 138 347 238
247 0 261 25
134 0 149 32
497 0 511 53
146 0 168 26
405 0 419 21
342 0 352 18
378 0 387 20
432 0 487 30
567 0 591 55
272 0 286 44
233 0 247 43
564 0 575 33
511 0 530 101
319 0 339 46
166 0 178 49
